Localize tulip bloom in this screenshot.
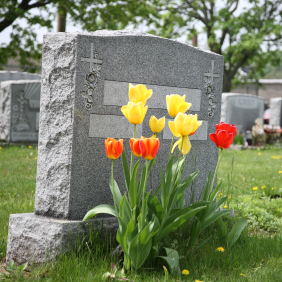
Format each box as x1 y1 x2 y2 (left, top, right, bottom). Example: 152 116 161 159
139 137 160 160
121 102 148 124
169 113 202 155
129 83 153 105
129 138 142 157
209 122 236 149
149 116 165 136
105 138 123 159
166 94 192 117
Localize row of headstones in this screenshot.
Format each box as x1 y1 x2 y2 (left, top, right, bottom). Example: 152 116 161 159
1 75 280 144
0 71 41 142
3 30 281 264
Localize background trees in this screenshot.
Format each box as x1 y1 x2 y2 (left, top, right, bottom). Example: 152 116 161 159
0 0 156 71
1 0 282 92
146 0 282 91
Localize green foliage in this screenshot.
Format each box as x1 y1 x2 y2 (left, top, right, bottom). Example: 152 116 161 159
146 0 282 92
0 0 158 70
233 134 244 145
231 196 282 232
84 152 207 271
0 260 28 280
217 217 248 248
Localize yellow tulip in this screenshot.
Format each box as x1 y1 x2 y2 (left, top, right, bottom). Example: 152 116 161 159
166 94 192 117
121 102 148 124
129 83 153 105
169 113 202 155
149 116 165 136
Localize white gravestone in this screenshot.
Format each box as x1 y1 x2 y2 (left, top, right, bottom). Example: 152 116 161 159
269 97 282 127
221 93 265 132
0 80 41 142
6 31 224 264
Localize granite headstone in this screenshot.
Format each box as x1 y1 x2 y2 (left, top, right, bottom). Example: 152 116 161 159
0 80 41 142
269 97 282 127
221 93 264 132
6 30 224 263
0 71 41 85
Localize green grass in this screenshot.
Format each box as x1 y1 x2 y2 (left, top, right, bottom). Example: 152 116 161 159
1 145 282 281
0 146 37 257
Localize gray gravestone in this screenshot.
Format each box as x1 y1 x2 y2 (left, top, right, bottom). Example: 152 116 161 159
221 93 264 132
0 71 41 85
269 97 282 127
0 80 41 142
6 30 224 263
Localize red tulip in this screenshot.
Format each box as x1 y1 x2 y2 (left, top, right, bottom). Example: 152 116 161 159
209 122 236 149
105 138 123 159
139 137 160 160
130 138 142 157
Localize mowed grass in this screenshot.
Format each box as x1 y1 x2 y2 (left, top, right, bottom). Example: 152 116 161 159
0 146 37 257
0 145 282 281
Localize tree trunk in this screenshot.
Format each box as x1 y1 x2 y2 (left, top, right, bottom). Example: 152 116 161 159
222 71 233 93
57 4 66 32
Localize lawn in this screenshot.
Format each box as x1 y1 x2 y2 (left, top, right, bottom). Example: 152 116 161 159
0 145 282 281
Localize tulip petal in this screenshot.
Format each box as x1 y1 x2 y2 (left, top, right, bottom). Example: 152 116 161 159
168 121 181 137
177 102 191 115
179 136 191 155
172 138 182 153
129 86 141 104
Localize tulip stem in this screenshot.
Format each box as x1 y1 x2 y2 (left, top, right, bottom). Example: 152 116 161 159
130 125 137 177
168 135 175 161
141 161 149 231
111 160 118 216
209 148 224 198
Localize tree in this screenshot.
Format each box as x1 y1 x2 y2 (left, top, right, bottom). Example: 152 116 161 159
0 0 157 72
146 0 282 92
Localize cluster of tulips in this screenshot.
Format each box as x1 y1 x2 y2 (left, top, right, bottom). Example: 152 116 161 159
84 83 238 273
105 83 236 162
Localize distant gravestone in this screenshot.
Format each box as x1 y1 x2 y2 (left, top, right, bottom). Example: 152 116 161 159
269 97 282 127
221 93 264 132
0 71 41 85
6 30 224 263
0 80 41 142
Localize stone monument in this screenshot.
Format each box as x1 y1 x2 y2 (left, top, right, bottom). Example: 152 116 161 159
269 97 282 127
0 71 41 85
221 93 264 132
0 80 41 142
6 30 224 263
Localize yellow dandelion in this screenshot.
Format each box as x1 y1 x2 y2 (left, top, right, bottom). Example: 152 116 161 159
182 269 189 275
35 157 37 160
279 171 282 174
0 147 2 149
240 273 245 276
253 187 258 191
271 156 281 159
272 187 276 190
195 280 203 282
28 146 32 149
216 246 225 252
258 152 261 155
223 205 228 208
218 193 223 196
261 186 266 189
228 196 232 199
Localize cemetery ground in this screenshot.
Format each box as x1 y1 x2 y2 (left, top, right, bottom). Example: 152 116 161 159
0 145 282 281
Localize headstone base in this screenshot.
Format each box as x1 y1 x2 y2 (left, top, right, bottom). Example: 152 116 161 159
6 213 118 264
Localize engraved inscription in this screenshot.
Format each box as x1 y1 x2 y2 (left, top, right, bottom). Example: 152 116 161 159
204 60 220 117
80 43 103 111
